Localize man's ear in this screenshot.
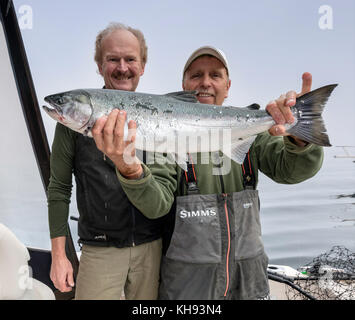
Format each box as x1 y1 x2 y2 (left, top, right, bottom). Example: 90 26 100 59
139 59 146 76
140 63 146 76
225 79 232 98
97 63 103 76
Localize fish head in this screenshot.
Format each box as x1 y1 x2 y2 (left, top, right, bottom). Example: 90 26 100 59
43 90 93 134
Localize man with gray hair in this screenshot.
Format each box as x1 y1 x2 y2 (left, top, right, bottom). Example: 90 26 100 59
47 22 170 300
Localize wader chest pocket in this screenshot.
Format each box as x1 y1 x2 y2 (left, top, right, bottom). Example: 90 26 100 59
166 194 222 264
232 190 264 260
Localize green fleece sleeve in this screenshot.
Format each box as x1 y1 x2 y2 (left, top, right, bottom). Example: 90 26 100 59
253 132 324 184
116 154 178 219
47 124 76 238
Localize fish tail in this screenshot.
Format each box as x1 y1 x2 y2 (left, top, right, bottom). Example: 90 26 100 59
286 84 337 147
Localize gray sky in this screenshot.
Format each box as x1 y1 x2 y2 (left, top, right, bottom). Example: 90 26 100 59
14 0 355 147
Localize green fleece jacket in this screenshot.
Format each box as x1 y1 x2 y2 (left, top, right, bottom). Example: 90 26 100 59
116 133 324 219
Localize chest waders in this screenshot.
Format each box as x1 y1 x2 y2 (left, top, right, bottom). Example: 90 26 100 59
159 153 270 300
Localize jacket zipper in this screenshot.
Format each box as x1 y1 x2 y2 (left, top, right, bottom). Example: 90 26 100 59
104 151 136 247
131 207 136 247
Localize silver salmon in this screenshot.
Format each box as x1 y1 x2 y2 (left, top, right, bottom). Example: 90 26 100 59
43 85 337 167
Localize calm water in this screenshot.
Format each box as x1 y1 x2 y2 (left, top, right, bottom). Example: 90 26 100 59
1 146 354 270
259 147 355 268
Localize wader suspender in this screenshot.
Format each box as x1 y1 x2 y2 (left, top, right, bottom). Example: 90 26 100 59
183 154 200 195
183 152 256 194
241 151 256 190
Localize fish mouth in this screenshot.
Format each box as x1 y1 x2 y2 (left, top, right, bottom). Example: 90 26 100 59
43 96 64 115
44 96 59 108
42 103 66 122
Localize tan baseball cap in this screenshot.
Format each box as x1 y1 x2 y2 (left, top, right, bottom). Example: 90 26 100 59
183 46 229 79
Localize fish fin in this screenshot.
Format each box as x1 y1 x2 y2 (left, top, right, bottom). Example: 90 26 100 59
173 153 188 171
165 91 199 103
286 84 337 147
223 136 256 164
246 103 261 110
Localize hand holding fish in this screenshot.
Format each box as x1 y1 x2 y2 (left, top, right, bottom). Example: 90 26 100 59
267 72 313 146
92 109 143 180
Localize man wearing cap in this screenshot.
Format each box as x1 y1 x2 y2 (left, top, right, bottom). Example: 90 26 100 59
92 47 323 299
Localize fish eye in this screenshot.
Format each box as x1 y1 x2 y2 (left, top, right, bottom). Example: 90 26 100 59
54 96 70 105
55 97 63 104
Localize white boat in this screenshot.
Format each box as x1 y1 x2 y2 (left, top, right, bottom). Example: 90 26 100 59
0 0 78 301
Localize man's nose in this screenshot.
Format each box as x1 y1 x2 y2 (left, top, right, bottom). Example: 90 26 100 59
116 59 129 73
200 75 212 88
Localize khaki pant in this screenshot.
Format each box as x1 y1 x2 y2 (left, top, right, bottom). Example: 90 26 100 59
75 238 162 300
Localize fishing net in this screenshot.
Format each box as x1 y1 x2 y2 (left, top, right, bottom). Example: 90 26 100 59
285 246 355 300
